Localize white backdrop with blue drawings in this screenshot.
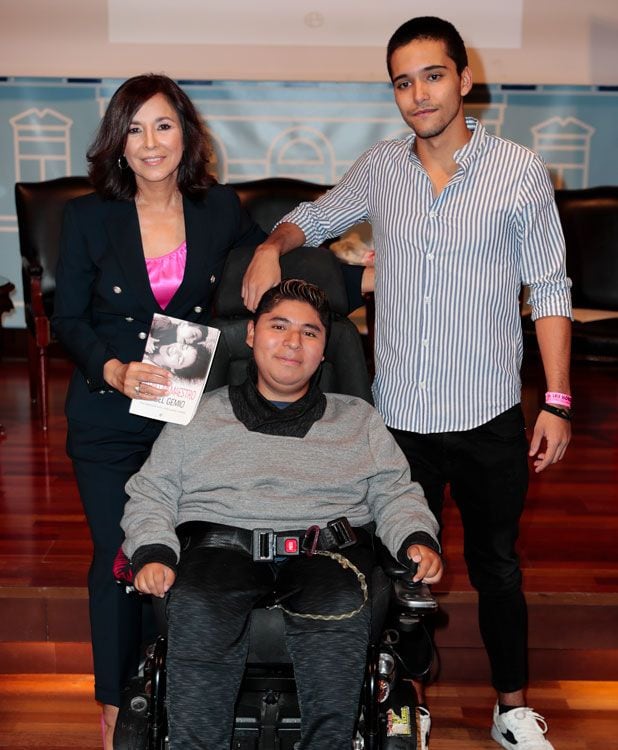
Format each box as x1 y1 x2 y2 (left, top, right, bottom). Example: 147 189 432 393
1 77 616 328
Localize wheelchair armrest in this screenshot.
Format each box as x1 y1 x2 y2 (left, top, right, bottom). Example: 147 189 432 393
375 538 438 613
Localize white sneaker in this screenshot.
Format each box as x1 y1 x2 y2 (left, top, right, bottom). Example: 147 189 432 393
491 703 555 750
417 706 431 750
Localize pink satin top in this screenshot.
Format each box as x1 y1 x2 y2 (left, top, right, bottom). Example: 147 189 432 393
145 241 187 310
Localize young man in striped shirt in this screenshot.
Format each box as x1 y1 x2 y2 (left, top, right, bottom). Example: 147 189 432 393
241 16 571 750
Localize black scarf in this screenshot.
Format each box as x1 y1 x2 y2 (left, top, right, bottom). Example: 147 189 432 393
229 360 326 438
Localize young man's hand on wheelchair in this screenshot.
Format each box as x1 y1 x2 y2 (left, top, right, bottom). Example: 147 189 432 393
405 544 443 584
134 563 176 598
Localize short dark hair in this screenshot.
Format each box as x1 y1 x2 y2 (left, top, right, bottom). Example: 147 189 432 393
254 279 331 340
386 16 468 79
87 73 216 200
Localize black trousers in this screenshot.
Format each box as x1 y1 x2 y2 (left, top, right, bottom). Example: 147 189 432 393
390 404 529 693
67 418 162 706
166 544 374 749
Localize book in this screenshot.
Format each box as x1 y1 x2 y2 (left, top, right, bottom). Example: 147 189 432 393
129 313 220 426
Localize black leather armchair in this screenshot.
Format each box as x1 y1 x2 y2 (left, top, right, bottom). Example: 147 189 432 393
15 177 94 429
232 177 330 232
522 186 618 362
556 186 618 361
208 244 373 402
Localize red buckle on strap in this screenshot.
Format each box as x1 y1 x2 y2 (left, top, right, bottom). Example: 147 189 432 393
283 538 299 554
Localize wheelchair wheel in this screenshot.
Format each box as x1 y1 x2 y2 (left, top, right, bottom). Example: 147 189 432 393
114 676 151 750
379 679 421 749
114 636 168 750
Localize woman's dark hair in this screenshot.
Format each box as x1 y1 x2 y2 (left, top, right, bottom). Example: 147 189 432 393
386 16 468 79
87 73 216 200
254 279 331 340
170 342 211 380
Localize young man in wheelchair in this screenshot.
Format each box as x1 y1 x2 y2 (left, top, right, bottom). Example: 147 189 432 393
121 279 442 749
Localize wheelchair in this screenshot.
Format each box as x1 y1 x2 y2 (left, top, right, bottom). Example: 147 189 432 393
114 245 439 748
114 541 438 750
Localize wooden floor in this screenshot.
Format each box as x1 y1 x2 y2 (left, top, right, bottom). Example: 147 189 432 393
0 674 616 749
0 355 617 747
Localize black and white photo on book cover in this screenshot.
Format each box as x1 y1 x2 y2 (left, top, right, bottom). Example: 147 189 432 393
129 313 220 425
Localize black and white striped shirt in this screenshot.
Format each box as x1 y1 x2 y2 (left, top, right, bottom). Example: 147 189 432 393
281 119 572 433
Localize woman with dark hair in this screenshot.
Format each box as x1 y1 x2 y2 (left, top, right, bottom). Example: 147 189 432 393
53 73 265 747
87 73 214 201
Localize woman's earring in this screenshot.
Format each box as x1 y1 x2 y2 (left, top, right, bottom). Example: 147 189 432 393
117 155 129 170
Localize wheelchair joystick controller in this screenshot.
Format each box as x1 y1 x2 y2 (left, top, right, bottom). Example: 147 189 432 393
393 561 438 613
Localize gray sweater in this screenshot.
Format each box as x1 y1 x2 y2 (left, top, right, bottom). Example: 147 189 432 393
122 387 439 562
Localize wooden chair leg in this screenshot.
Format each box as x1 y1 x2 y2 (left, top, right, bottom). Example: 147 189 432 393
37 344 49 431
27 334 38 404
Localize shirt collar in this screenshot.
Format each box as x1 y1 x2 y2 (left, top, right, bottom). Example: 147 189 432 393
453 117 486 166
406 116 487 168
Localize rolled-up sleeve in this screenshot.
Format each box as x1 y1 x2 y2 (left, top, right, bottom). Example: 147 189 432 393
518 156 573 321
276 146 374 246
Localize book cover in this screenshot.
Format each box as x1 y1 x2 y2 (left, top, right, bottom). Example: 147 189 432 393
129 313 220 426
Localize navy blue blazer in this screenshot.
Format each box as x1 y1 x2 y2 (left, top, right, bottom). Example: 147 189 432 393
53 184 266 432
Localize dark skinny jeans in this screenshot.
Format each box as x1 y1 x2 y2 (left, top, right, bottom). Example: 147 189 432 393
390 404 529 694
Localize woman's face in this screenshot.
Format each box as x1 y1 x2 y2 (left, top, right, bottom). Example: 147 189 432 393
123 93 184 189
156 342 197 372
176 322 203 345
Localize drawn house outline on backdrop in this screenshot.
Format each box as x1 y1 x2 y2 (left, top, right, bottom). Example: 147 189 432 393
266 126 336 183
94 88 403 184
10 108 73 181
531 116 595 188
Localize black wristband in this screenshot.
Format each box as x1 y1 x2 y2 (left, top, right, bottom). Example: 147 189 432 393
131 543 178 576
541 403 571 421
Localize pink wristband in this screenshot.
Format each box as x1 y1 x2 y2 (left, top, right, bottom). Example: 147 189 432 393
545 391 572 408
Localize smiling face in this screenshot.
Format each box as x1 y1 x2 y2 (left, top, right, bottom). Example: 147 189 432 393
123 93 184 189
156 342 198 372
246 299 327 402
391 37 472 144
